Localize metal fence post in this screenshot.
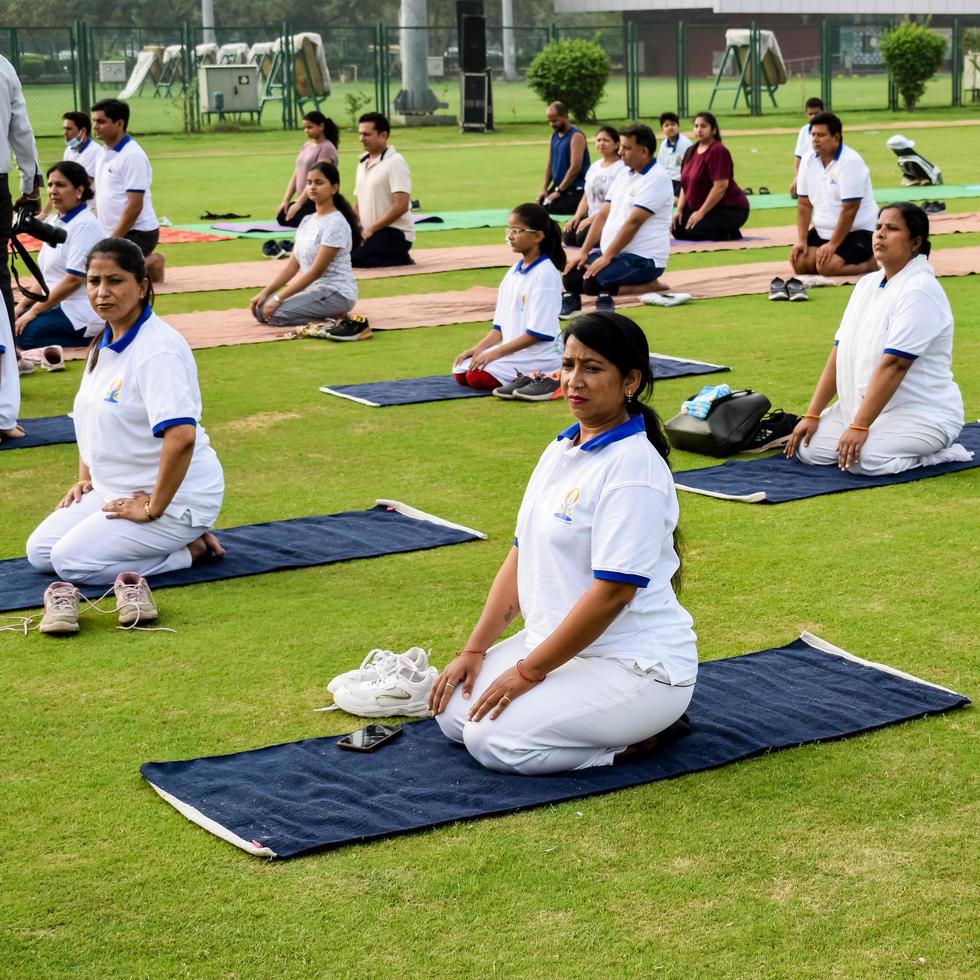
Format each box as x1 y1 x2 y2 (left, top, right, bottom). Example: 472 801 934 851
549 24 559 45
676 21 688 119
626 20 639 119
181 22 200 133
749 21 762 115
952 19 963 109
820 20 832 110
10 28 21 74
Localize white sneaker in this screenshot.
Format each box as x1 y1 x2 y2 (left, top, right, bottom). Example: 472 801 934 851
333 657 438 718
640 291 692 307
326 646 428 695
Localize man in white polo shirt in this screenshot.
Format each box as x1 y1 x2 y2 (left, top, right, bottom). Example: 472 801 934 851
40 111 101 217
560 124 673 318
791 111 878 277
92 99 164 281
789 97 824 198
351 112 414 267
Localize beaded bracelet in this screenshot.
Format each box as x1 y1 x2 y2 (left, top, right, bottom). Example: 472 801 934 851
516 658 544 683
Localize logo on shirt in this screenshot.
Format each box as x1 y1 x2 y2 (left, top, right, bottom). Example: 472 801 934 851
521 293 528 311
104 379 123 404
553 488 580 524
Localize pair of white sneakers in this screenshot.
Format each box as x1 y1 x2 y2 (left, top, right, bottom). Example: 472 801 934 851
329 647 438 718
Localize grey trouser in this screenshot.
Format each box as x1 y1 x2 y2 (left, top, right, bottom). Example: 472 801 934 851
255 284 355 326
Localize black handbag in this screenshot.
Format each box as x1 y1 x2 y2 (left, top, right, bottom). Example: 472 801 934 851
665 389 771 457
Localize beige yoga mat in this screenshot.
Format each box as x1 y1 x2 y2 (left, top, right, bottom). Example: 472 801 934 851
57 245 980 360
154 211 980 296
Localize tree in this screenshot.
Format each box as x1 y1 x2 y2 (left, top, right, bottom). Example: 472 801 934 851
525 39 609 122
879 21 946 112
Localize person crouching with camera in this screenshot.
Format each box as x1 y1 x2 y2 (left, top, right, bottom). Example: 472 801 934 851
14 162 105 352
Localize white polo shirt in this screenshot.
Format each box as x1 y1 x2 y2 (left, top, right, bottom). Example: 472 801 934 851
600 159 674 269
73 307 224 526
514 414 698 685
656 133 692 182
64 138 102 183
794 122 812 159
354 145 414 242
294 210 357 305
797 143 877 240
37 204 104 336
94 134 159 235
490 255 562 375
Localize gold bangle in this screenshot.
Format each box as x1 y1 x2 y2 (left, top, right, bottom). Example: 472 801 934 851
143 500 159 520
457 649 485 659
803 413 821 421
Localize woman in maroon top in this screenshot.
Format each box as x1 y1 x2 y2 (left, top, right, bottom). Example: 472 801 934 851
672 112 750 241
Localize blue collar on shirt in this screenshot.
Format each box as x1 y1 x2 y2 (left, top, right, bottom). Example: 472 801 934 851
98 304 152 353
556 413 646 452
60 203 88 224
72 138 92 154
666 137 678 152
516 254 548 275
833 141 843 161
109 134 132 153
631 158 656 176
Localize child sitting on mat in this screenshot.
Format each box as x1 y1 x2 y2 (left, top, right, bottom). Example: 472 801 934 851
251 162 360 327
451 203 564 398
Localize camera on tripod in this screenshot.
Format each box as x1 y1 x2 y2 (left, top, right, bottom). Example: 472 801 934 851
13 202 66 248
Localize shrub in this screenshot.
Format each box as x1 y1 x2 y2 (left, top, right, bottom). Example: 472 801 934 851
525 39 610 123
879 21 947 111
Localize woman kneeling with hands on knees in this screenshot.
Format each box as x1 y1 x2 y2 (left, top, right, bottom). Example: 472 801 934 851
430 312 697 775
785 202 965 475
26 239 224 633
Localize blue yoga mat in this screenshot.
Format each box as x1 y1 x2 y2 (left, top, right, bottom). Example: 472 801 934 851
0 415 75 450
320 356 730 407
675 422 980 504
0 501 484 614
140 634 969 858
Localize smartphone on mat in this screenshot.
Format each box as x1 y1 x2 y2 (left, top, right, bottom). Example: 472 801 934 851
336 723 403 753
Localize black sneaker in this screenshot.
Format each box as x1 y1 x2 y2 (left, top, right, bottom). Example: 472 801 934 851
492 372 536 400
595 293 615 313
558 292 582 320
327 315 373 342
745 411 801 452
768 277 789 301
261 239 281 258
512 374 562 402
278 239 294 253
786 277 809 302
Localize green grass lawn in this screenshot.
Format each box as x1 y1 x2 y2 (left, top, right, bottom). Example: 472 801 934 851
2 111 978 978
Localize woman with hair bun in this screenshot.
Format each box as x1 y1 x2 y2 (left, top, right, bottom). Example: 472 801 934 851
786 202 966 475
277 112 340 227
452 203 565 400
26 237 224 612
433 311 697 775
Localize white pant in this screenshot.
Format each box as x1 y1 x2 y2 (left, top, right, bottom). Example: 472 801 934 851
436 631 695 775
0 303 20 430
797 402 954 476
26 490 208 585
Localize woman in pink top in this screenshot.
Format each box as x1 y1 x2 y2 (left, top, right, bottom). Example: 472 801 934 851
672 111 750 242
276 112 340 228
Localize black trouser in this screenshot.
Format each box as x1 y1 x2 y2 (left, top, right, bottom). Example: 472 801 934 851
124 227 160 256
672 205 749 242
0 179 14 327
275 199 316 229
351 227 414 268
544 187 584 216
561 221 589 248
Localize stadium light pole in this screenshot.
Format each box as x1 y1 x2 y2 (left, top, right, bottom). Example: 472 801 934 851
501 0 517 81
201 0 216 46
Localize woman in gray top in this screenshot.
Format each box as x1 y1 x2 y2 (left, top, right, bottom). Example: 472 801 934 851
252 162 360 326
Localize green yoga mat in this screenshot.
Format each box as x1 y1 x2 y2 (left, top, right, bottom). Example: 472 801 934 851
747 184 980 211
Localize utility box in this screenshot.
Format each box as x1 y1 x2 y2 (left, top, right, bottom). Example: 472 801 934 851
99 61 127 84
198 64 260 115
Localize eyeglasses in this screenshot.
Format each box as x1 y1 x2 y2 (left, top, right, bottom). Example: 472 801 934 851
504 227 533 238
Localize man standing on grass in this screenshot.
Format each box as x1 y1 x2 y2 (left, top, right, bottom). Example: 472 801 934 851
559 124 672 318
92 99 164 282
536 101 589 216
351 112 415 268
790 97 824 198
791 112 878 278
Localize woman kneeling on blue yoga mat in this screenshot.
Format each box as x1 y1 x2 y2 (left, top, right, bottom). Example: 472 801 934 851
26 238 225 591
431 312 697 775
786 202 966 476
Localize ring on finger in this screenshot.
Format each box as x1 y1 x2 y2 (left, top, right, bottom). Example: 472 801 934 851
446 682 456 689
500 695 511 703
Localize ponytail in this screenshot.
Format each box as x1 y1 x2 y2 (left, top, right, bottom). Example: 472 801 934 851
510 202 566 271
309 161 362 249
